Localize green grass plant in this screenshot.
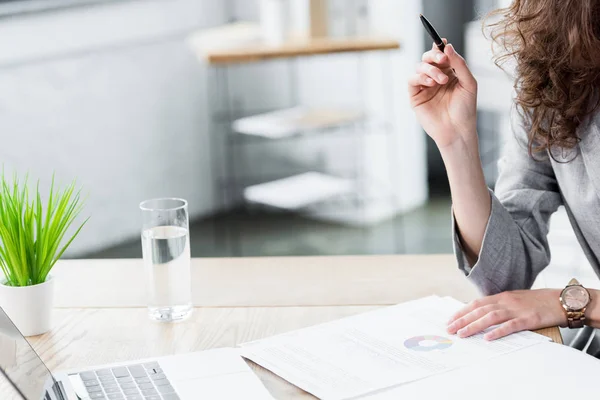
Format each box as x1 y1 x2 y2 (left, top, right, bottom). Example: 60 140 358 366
0 173 87 286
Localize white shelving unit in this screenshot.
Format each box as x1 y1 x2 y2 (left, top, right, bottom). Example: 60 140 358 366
244 172 355 210
190 23 401 216
187 2 427 254
232 107 363 139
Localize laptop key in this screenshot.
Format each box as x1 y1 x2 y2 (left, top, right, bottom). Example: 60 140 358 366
125 396 143 400
84 380 100 387
149 373 166 381
162 394 180 400
140 388 158 396
117 376 133 383
87 386 103 393
99 375 116 383
112 367 130 378
128 365 147 378
147 368 162 375
137 382 154 390
107 394 124 400
157 385 175 394
122 388 140 396
144 396 160 400
103 382 118 389
89 393 106 399
143 362 159 370
120 382 136 389
96 369 113 376
153 379 170 387
104 387 121 394
80 371 97 381
135 377 150 384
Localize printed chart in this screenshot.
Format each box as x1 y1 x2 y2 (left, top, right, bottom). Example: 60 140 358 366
404 335 453 352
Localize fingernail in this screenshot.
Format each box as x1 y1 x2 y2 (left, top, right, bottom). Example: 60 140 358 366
483 333 493 341
457 328 466 337
425 78 433 84
436 54 444 62
438 74 447 82
446 44 455 55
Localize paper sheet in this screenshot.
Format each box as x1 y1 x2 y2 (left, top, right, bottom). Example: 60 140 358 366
240 296 549 400
361 341 600 399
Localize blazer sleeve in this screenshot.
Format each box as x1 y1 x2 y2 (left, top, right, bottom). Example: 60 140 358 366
452 111 562 295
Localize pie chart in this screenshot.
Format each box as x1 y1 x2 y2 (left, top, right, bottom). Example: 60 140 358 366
404 335 453 352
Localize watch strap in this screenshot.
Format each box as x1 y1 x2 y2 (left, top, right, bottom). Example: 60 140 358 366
567 310 586 329
568 278 581 286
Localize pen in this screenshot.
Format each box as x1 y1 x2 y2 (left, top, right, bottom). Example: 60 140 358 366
420 14 445 52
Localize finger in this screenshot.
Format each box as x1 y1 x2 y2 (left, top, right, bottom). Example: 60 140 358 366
422 49 449 66
430 38 449 50
409 73 436 88
483 318 528 341
444 44 477 93
408 73 437 96
447 304 499 334
456 308 512 338
447 297 493 325
416 62 448 84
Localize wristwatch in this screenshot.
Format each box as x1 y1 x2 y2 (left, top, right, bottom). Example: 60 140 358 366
560 278 591 329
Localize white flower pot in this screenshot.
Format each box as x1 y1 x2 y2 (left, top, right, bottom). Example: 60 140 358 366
0 276 54 337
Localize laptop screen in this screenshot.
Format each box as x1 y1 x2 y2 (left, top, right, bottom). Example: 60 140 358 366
0 307 61 400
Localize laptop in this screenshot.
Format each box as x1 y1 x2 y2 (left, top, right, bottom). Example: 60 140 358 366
0 307 274 400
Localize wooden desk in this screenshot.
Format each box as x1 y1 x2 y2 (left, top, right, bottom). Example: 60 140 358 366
0 255 562 399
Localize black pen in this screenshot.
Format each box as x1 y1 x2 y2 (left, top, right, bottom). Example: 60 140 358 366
420 14 445 52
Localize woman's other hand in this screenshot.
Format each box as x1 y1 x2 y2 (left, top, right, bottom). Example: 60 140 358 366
446 289 567 340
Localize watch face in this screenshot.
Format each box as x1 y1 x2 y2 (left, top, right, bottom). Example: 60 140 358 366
562 286 590 310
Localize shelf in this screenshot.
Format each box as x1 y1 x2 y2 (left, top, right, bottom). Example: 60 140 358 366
232 107 363 139
243 172 355 210
188 23 400 65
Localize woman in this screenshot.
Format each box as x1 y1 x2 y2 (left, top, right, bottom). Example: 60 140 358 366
409 0 600 341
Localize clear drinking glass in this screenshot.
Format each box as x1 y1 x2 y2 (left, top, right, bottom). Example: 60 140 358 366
140 198 192 322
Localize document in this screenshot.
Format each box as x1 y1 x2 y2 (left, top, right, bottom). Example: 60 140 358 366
361 341 600 399
240 296 549 400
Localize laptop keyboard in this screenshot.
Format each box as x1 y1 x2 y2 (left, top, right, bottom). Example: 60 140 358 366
77 362 180 400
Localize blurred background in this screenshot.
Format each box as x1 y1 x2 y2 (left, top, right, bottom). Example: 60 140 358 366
1 0 593 288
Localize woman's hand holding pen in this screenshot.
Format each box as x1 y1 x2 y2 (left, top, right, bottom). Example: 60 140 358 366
410 42 489 264
408 41 478 150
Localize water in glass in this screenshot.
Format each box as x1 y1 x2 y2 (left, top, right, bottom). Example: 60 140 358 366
141 225 192 321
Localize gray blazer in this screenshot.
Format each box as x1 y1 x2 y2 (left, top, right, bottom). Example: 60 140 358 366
453 110 600 295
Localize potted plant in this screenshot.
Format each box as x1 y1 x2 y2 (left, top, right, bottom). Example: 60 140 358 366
0 173 87 337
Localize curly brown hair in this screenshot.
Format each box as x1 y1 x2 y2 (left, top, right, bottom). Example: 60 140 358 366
487 0 600 156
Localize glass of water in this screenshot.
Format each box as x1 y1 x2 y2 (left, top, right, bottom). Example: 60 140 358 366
140 198 192 322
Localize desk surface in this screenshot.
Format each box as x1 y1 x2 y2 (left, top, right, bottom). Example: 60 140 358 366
0 255 562 399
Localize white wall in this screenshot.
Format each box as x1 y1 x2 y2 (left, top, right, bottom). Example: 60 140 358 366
0 0 227 256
